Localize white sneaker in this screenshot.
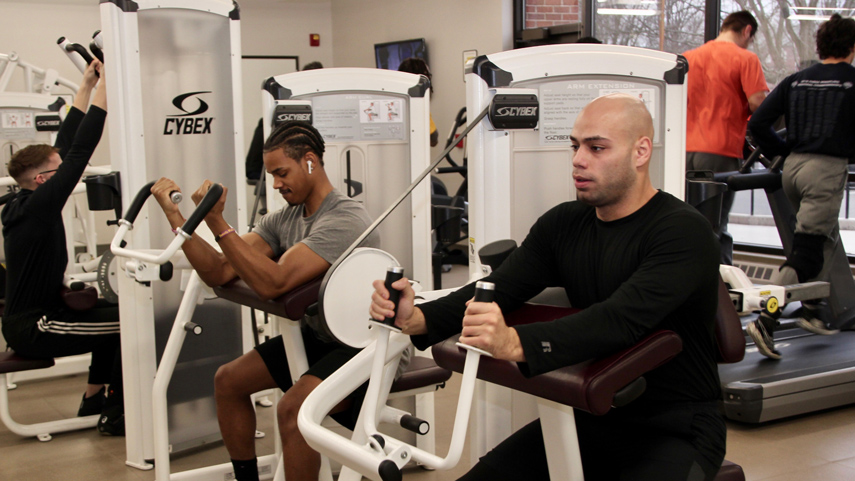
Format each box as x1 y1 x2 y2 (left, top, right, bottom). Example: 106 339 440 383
796 315 839 336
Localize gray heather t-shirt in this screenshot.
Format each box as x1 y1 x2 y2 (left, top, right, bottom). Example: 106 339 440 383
253 189 409 376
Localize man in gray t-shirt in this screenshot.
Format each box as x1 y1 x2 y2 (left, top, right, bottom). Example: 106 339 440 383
152 121 377 481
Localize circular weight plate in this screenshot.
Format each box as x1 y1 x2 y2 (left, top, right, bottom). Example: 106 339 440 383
319 248 401 348
96 250 119 304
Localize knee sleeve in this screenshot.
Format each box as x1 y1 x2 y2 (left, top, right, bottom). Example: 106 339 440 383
783 233 825 282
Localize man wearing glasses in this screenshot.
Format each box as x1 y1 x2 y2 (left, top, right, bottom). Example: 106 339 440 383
1 60 125 435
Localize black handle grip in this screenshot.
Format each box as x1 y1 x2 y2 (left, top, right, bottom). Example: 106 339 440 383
122 181 156 224
383 266 405 326
180 183 224 236
65 42 94 65
378 460 402 481
473 281 495 303
89 41 104 64
400 414 429 435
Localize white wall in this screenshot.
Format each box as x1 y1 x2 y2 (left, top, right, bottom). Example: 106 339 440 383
331 0 514 193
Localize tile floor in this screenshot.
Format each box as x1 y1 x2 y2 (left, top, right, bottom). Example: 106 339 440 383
3 372 855 480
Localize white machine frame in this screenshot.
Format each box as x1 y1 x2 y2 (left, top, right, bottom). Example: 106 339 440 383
100 0 247 470
463 44 689 460
260 67 433 288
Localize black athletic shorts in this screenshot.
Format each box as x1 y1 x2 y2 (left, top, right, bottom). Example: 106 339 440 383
255 328 365 429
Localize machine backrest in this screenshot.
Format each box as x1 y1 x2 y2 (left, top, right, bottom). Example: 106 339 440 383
715 276 745 364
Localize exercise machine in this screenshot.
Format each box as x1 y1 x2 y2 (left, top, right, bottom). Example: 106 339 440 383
100 0 248 468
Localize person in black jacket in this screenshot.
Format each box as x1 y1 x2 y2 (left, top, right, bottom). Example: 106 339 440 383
746 13 855 358
370 94 725 481
1 60 124 435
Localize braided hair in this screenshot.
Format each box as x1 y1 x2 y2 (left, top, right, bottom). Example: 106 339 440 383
262 121 326 167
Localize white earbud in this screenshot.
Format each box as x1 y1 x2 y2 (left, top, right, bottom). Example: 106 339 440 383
307 160 314 174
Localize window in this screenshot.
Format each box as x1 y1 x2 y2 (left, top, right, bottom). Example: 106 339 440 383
592 0 706 53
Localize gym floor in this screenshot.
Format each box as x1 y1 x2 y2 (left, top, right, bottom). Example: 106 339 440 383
2 265 855 480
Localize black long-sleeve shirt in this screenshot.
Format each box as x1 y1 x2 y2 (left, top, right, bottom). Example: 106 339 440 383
748 62 855 160
2 106 106 319
414 191 722 405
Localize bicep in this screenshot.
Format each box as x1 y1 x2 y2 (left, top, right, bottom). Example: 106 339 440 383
276 242 331 292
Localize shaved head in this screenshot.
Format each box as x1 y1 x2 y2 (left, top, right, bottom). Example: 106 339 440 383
579 93 654 144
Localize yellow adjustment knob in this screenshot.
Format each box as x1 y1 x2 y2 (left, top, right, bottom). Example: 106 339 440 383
765 297 779 314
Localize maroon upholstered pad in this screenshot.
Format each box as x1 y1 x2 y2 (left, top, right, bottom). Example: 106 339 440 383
715 277 746 364
715 460 746 481
430 303 682 416
390 356 452 393
0 351 55 374
214 276 323 320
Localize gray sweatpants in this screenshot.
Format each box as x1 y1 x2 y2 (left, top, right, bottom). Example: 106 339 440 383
772 152 849 286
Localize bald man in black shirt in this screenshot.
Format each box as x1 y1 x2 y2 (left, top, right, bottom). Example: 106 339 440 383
371 94 725 480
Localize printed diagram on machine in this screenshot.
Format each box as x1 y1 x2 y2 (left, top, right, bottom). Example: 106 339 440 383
360 99 403 123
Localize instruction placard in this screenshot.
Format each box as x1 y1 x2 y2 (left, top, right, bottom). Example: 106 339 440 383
312 94 407 142
538 79 659 146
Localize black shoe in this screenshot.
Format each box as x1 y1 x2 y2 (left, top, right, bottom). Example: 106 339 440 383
77 387 106 417
97 405 125 436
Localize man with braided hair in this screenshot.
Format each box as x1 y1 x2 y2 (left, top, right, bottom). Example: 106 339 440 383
151 121 379 481
747 13 855 359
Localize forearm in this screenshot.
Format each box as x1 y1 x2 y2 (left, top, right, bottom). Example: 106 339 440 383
205 217 287 299
164 210 234 286
72 86 93 112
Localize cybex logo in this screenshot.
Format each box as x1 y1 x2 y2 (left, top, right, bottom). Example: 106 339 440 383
35 115 62 132
494 106 538 117
277 113 312 122
163 91 214 135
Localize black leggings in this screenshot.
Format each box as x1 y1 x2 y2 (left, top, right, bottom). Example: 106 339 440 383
3 300 122 389
459 404 726 481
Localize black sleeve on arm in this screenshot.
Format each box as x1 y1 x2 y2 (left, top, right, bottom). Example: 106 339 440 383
27 106 106 219
748 82 788 159
514 210 719 377
411 207 563 350
54 106 85 158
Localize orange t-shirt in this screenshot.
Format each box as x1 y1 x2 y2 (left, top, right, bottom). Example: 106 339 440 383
684 41 768 159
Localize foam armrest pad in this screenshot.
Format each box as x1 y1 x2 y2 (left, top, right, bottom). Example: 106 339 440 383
213 276 323 320
0 351 55 374
432 329 682 416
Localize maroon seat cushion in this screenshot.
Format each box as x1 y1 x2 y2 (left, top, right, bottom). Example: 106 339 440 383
390 356 452 393
715 460 745 481
715 277 746 364
213 276 323 320
0 351 55 374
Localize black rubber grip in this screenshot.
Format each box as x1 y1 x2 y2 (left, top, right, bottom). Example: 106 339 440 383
473 281 495 303
180 183 223 235
724 172 782 192
89 41 104 64
383 267 404 326
400 414 429 435
378 460 402 481
123 181 156 224
65 43 94 65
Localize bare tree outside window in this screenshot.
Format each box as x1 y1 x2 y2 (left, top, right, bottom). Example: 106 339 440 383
722 1 855 86
593 0 706 53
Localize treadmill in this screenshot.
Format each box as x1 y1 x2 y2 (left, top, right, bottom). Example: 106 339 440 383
688 154 855 423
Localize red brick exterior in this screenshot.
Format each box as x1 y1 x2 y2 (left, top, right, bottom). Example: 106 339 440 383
525 0 581 28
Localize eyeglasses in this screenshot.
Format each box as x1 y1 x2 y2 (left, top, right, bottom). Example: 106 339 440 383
33 169 58 181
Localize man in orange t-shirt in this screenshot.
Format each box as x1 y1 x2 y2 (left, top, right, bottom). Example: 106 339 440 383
684 10 768 264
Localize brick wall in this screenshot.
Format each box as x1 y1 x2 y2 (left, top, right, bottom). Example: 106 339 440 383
525 0 581 28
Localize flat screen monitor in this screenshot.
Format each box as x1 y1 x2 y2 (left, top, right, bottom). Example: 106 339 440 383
374 38 428 71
